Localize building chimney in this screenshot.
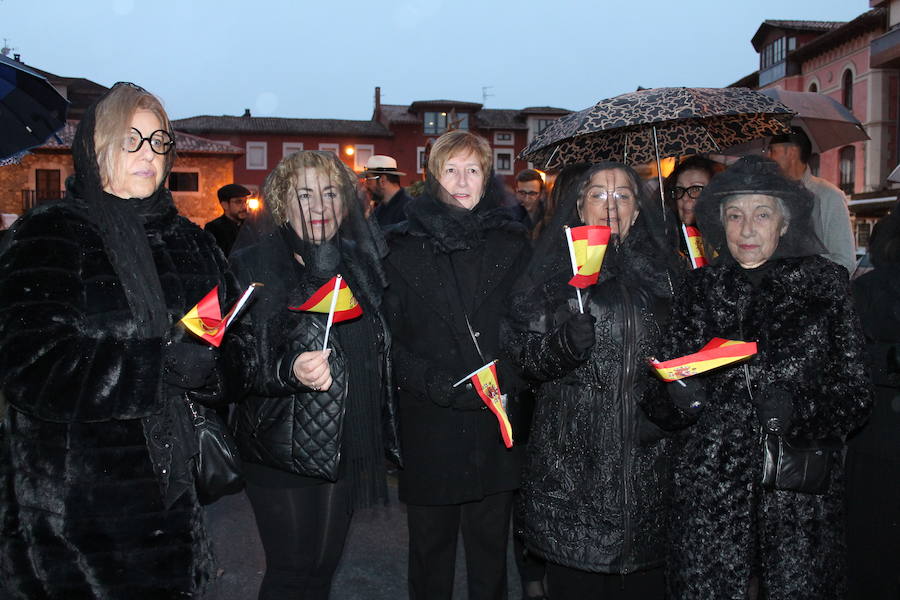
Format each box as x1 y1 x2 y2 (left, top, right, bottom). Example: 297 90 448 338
374 86 382 123
242 108 251 118
13 53 21 62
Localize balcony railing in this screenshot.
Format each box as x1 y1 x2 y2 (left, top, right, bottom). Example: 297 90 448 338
22 189 65 211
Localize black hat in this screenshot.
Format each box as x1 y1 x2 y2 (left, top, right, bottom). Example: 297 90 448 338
217 183 251 203
695 155 825 262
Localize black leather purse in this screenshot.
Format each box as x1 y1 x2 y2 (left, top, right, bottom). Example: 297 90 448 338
760 428 840 495
186 397 244 505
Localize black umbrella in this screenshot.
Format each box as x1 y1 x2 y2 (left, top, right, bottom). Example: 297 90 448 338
521 87 794 169
0 55 69 160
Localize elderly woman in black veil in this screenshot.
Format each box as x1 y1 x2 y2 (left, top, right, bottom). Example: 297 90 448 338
641 156 871 599
0 82 229 598
503 161 680 599
382 130 531 600
225 150 400 600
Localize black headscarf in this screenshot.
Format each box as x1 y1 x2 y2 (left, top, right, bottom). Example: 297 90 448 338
694 155 826 265
69 82 175 337
511 162 680 320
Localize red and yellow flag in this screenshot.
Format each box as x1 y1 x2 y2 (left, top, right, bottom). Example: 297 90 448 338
180 283 261 347
458 361 513 448
566 225 610 288
649 338 757 382
289 275 362 323
682 224 708 269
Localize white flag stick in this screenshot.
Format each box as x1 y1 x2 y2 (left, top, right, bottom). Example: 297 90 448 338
223 282 263 329
321 275 342 352
564 226 584 314
452 359 498 388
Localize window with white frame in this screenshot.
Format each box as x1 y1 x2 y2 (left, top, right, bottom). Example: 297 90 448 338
283 142 304 158
353 144 375 172
494 149 514 175
417 146 427 174
494 131 514 145
318 143 339 156
246 142 267 170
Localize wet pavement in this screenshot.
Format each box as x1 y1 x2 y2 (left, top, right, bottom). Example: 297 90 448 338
202 475 525 599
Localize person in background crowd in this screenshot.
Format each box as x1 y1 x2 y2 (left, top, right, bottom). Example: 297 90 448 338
643 156 871 599
205 182 251 256
513 169 546 234
383 130 530 600
846 199 900 600
505 161 679 600
664 156 720 268
226 150 400 600
0 82 230 598
363 154 414 230
766 127 856 274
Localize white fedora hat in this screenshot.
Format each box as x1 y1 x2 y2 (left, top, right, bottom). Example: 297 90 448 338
363 154 406 176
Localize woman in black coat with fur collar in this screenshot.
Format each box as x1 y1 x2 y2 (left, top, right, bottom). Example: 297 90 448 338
0 83 230 598
642 156 872 600
383 131 530 600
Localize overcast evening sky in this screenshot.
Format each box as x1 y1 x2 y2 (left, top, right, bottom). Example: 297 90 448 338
2 0 863 121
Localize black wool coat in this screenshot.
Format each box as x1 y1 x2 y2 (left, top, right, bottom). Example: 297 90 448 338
383 213 531 505
0 197 229 599
641 256 872 600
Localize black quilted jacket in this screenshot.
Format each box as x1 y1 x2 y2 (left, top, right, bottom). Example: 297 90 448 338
226 235 399 480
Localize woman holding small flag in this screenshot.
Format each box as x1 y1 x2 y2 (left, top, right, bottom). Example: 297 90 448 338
225 150 400 600
504 161 681 599
663 155 720 270
642 156 872 599
0 83 231 597
382 130 531 600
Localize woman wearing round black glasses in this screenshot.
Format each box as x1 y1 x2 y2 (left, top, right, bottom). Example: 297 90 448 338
664 156 720 268
0 82 230 598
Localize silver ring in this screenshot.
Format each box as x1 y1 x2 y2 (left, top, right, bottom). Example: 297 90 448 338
314 385 320 391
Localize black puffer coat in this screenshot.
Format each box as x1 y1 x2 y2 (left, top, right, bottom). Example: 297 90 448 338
0 197 226 598
642 256 872 600
227 233 400 483
505 222 672 574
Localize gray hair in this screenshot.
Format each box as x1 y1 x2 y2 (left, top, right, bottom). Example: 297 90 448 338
720 194 791 228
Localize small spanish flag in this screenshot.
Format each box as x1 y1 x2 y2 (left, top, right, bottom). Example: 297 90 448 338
289 275 362 323
180 283 261 347
566 225 611 288
649 338 757 382
455 360 514 448
682 224 708 269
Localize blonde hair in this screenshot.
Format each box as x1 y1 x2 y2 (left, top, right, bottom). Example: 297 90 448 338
93 84 174 189
264 150 356 225
427 130 492 177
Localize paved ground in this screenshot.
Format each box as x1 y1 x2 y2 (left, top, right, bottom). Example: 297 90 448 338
202 475 525 600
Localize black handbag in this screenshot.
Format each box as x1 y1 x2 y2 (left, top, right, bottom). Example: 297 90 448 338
760 429 840 495
186 397 244 504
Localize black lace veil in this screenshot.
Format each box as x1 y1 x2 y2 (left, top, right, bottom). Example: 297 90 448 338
694 155 826 264
510 162 680 321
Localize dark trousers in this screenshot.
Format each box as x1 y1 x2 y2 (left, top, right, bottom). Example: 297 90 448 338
407 491 514 600
245 478 353 600
546 562 665 600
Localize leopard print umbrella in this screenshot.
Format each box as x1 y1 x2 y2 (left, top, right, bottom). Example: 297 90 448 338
521 87 794 169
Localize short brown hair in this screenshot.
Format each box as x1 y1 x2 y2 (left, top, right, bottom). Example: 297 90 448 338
516 168 543 190
93 83 175 190
427 130 492 177
264 150 357 225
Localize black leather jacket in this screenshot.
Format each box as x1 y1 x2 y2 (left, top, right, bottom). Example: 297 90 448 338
506 273 670 574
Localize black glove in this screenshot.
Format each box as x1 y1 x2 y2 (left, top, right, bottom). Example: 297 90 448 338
425 370 484 411
556 313 596 358
756 386 793 434
667 377 706 414
164 341 217 390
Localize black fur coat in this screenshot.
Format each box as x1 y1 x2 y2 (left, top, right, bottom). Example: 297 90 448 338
0 197 228 599
641 255 872 599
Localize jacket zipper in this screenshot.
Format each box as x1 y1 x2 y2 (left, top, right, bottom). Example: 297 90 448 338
619 280 636 575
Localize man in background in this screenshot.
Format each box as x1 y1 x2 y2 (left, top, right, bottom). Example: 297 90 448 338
205 183 250 256
363 155 413 229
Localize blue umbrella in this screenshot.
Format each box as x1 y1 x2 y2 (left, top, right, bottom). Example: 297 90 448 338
0 55 69 160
